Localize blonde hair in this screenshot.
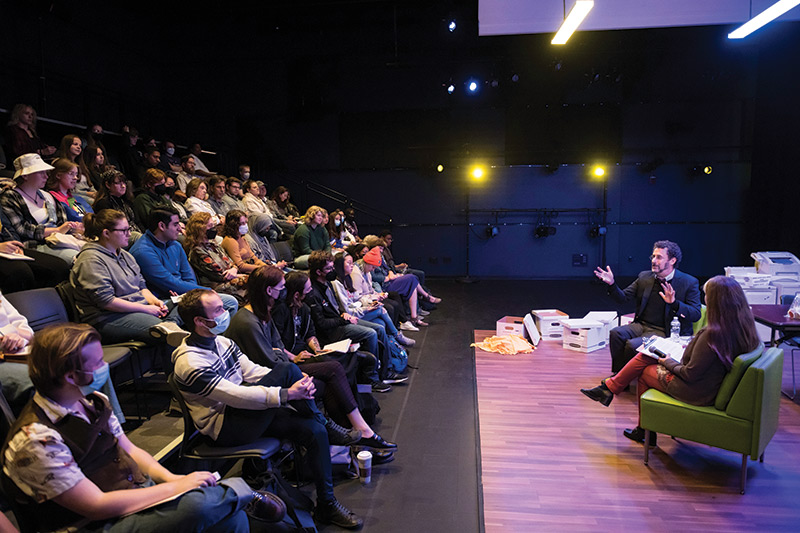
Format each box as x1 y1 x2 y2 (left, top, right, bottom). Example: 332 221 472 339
303 205 324 225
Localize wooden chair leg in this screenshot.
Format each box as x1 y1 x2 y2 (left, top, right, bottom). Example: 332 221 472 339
644 430 651 465
740 455 747 494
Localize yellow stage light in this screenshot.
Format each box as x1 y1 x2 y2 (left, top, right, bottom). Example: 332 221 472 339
703 166 713 175
437 164 444 173
471 166 485 180
593 166 605 178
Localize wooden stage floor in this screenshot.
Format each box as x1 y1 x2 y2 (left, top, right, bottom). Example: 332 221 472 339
474 330 800 532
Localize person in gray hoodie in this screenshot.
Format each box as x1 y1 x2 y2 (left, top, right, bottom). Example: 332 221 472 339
70 209 183 344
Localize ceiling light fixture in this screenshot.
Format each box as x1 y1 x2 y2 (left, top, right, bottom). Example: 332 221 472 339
552 1 595 45
728 0 800 39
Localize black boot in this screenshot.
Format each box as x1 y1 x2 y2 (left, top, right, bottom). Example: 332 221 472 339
623 426 657 446
325 418 362 446
580 380 613 407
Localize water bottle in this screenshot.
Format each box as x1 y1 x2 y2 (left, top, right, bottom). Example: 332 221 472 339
670 317 681 341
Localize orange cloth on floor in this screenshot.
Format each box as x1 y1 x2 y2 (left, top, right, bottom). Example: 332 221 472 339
471 334 535 355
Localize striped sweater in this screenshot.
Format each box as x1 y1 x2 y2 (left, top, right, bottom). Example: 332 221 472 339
172 334 285 440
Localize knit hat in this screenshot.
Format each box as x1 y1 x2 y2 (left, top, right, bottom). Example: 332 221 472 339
363 246 383 266
13 153 54 179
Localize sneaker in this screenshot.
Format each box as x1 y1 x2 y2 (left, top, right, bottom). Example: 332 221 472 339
372 381 392 393
395 332 416 347
382 371 409 384
149 321 189 347
418 308 430 316
325 418 362 446
245 490 287 523
400 321 419 332
356 432 397 451
315 499 363 530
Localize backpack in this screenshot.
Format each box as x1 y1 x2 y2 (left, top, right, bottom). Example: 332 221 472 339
387 337 408 373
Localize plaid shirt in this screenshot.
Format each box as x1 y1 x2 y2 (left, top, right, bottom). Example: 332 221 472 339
0 188 67 245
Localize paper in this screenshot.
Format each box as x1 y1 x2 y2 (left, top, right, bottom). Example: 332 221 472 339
121 472 221 517
0 345 31 361
638 336 684 362
318 339 352 355
0 252 34 261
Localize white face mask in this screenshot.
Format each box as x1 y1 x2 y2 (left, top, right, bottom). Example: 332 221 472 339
242 172 251 180
239 224 248 235
166 147 175 156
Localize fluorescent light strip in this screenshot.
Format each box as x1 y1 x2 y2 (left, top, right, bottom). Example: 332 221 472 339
552 1 595 45
728 0 800 39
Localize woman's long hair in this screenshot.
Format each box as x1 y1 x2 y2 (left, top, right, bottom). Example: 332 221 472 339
285 271 310 311
333 252 355 292
183 212 212 252
45 158 78 192
247 265 285 323
703 275 760 369
222 209 247 239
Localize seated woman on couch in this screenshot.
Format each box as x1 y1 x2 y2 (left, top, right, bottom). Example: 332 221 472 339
580 275 760 445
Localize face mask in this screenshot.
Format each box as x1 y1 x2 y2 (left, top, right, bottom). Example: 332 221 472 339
325 270 337 282
165 186 176 196
239 224 248 235
334 219 341 227
77 363 110 396
206 228 218 240
242 172 251 180
276 287 287 301
205 310 230 335
154 184 167 195
166 147 175 156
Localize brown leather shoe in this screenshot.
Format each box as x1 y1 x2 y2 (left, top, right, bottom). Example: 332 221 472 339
245 490 287 523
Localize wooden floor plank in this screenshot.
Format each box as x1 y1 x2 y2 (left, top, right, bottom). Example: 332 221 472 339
474 329 800 532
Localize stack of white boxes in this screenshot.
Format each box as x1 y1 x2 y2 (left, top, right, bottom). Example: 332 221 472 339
561 311 618 353
531 309 569 341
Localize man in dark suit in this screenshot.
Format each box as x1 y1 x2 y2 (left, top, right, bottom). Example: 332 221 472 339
595 240 701 373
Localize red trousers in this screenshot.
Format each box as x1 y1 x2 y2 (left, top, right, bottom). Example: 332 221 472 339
605 353 670 425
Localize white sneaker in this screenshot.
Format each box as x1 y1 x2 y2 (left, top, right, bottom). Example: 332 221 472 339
400 321 419 332
396 333 416 347
418 309 430 316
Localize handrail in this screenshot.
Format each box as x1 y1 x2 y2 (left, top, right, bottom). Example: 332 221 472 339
300 179 393 225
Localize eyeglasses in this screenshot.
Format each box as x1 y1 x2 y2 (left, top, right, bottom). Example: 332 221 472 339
109 227 132 234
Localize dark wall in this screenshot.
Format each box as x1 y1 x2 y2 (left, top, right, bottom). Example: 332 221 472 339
1 1 796 279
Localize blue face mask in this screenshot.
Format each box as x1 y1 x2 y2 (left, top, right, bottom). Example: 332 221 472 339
334 219 341 227
206 310 230 335
77 363 110 396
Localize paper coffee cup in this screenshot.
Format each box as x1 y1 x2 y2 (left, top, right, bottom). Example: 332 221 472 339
356 450 372 484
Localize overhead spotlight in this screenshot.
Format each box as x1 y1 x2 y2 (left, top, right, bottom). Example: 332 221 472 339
466 79 480 93
690 164 713 177
448 20 457 32
703 165 713 175
589 226 607 238
470 166 485 180
436 164 445 173
592 165 606 178
447 84 455 94
486 225 499 238
535 225 557 238
511 73 520 82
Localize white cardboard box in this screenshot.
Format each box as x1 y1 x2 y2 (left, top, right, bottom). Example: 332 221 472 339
496 316 525 337
583 311 619 342
561 318 606 352
531 309 569 340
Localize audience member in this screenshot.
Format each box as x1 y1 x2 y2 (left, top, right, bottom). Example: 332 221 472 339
4 104 55 160
0 154 81 263
238 164 251 182
328 209 356 250
173 289 364 529
350 248 410 329
292 205 331 270
242 179 270 217
92 169 143 241
184 178 221 225
1 322 285 532
220 209 280 273
163 174 189 222
158 140 182 174
0 290 35 415
0 229 70 294
306 251 403 391
206 175 231 217
269 185 300 220
136 146 162 187
184 212 248 304
70 209 182 345
379 229 430 295
128 208 239 316
225 176 245 204
132 168 172 226
188 143 213 177
175 155 201 193
55 134 95 202
227 265 397 451
581 275 760 446
45 158 93 222
83 144 110 192
342 207 360 242
117 127 142 186
594 239 701 373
